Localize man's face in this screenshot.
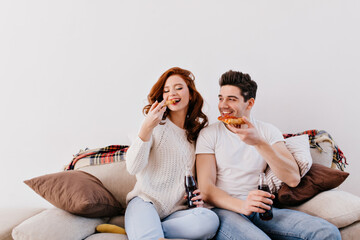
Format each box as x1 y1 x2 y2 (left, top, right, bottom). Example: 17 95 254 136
218 85 253 118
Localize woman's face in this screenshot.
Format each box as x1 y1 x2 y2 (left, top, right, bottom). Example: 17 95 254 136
163 75 191 112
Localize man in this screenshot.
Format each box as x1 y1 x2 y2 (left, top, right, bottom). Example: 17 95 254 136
196 70 340 239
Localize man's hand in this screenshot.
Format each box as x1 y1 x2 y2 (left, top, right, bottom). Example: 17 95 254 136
226 117 265 146
241 189 275 216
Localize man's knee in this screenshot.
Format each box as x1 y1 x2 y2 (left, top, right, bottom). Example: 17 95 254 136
212 209 269 240
316 222 341 240
304 218 341 240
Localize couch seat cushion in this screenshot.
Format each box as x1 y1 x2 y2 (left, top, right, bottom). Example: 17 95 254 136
85 233 128 240
0 208 45 240
12 208 106 240
339 221 360 240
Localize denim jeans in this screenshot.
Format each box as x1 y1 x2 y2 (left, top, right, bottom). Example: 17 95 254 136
125 197 220 240
212 207 341 240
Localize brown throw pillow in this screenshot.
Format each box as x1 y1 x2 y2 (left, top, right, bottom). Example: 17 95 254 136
277 163 349 206
24 170 123 218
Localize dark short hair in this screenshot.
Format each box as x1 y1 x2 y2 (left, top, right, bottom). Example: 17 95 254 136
219 70 257 102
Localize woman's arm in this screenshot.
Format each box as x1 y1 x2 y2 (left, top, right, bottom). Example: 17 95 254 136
126 100 167 174
125 136 152 175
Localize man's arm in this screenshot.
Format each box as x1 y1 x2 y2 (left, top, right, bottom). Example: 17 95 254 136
196 153 273 215
227 117 300 187
257 141 300 187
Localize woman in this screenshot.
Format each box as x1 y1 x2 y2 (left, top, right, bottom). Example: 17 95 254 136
125 67 219 240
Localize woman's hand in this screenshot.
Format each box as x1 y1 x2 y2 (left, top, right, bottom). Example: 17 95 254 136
138 100 167 141
184 189 205 208
192 189 204 207
144 100 167 129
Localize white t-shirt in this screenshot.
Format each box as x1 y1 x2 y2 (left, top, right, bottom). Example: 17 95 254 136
196 117 284 200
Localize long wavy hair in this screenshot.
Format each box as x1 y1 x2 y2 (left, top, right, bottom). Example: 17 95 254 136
143 67 208 143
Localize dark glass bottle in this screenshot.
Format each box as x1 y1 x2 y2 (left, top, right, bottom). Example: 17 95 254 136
258 173 273 221
184 171 199 208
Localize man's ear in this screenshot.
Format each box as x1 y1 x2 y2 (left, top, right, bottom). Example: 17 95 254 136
246 98 255 110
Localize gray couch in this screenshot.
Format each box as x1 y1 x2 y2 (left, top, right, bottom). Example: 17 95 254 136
2 141 360 240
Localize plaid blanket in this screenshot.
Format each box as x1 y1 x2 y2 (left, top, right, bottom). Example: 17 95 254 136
64 130 347 171
283 130 347 171
65 145 129 170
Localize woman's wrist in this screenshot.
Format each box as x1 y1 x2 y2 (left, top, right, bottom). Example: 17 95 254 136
138 123 153 142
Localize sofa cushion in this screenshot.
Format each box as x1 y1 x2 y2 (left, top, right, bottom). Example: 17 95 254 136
85 233 128 240
277 163 349 206
339 221 360 240
309 141 333 168
24 170 122 218
108 215 125 228
12 208 106 240
287 190 360 228
0 208 45 240
78 161 137 211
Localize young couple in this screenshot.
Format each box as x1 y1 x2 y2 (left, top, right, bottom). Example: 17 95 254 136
124 67 341 240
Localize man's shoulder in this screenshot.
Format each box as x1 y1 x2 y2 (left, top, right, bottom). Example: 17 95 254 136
199 121 223 135
196 122 224 152
252 117 279 132
252 117 283 143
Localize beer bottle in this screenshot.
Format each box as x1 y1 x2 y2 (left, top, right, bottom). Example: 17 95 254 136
184 171 199 208
258 173 273 221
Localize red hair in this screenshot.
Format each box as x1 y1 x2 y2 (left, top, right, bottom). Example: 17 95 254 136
143 67 208 143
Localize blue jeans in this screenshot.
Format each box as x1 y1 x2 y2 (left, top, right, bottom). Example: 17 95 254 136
125 197 219 240
212 207 341 240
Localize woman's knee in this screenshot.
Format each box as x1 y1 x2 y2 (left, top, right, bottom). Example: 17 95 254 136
125 197 164 240
163 208 219 239
193 208 220 239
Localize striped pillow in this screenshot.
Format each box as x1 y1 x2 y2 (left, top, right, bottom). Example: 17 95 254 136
266 134 312 193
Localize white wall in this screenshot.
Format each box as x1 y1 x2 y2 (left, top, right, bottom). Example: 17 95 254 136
1 0 359 208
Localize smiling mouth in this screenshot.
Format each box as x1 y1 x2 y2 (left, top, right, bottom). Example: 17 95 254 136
221 112 233 117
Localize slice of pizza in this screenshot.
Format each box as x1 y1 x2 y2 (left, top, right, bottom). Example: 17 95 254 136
165 99 176 106
218 115 246 125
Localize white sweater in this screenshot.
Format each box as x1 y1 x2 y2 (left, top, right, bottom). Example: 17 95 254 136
126 118 195 219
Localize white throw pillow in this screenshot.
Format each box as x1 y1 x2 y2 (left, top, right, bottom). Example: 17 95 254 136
287 189 360 228
266 134 312 193
12 208 106 240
